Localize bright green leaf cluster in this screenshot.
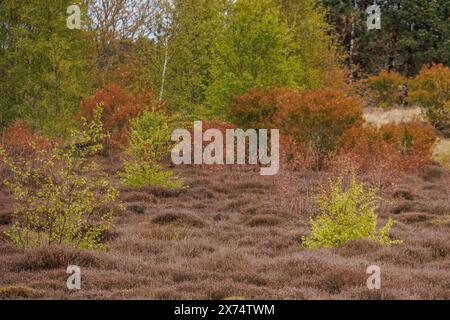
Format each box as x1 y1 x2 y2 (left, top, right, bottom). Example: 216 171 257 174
120 111 184 190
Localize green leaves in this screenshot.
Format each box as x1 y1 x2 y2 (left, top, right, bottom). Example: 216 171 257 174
0 0 92 135
120 111 184 190
206 0 294 118
1 110 119 250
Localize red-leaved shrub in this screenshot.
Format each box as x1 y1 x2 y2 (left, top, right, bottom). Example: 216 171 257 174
0 121 53 158
79 85 161 152
0 122 57 180
230 87 364 169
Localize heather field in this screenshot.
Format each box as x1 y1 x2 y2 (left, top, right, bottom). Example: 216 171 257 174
0 158 449 299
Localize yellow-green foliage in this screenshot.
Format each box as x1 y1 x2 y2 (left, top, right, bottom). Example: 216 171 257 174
303 174 401 249
73 105 110 157
120 162 184 190
121 111 184 190
0 107 119 250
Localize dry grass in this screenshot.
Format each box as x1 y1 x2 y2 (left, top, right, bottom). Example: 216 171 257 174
363 107 424 127
0 162 449 300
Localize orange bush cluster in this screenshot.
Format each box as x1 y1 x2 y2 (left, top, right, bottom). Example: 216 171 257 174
407 64 450 135
336 121 437 186
230 86 438 183
0 121 53 158
79 85 160 152
231 87 364 169
0 122 59 179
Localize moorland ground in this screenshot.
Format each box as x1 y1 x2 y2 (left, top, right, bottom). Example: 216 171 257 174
0 144 449 300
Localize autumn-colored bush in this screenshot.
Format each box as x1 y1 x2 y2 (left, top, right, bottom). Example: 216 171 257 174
276 89 364 169
0 111 119 250
230 87 364 170
79 85 161 152
0 122 58 179
407 64 450 136
0 121 53 158
229 87 287 129
379 121 437 157
367 71 407 108
334 122 438 187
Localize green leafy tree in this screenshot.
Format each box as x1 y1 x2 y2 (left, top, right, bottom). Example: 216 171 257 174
1 107 119 250
120 111 184 190
206 0 294 117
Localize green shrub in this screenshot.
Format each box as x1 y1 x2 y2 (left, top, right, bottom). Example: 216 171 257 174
303 174 401 249
121 111 184 190
0 107 119 250
120 162 184 190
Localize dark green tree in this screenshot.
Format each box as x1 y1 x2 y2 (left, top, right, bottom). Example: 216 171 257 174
321 0 450 77
0 0 92 135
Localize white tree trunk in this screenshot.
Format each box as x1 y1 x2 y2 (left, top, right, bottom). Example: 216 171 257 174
159 37 169 102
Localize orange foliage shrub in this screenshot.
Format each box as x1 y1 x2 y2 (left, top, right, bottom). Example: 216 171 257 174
231 87 364 169
367 70 407 108
79 85 160 152
0 121 53 158
229 87 288 129
379 121 437 157
0 122 57 179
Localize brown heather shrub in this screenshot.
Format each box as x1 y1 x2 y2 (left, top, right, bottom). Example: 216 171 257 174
12 245 107 272
0 286 36 299
79 85 161 152
0 163 449 299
